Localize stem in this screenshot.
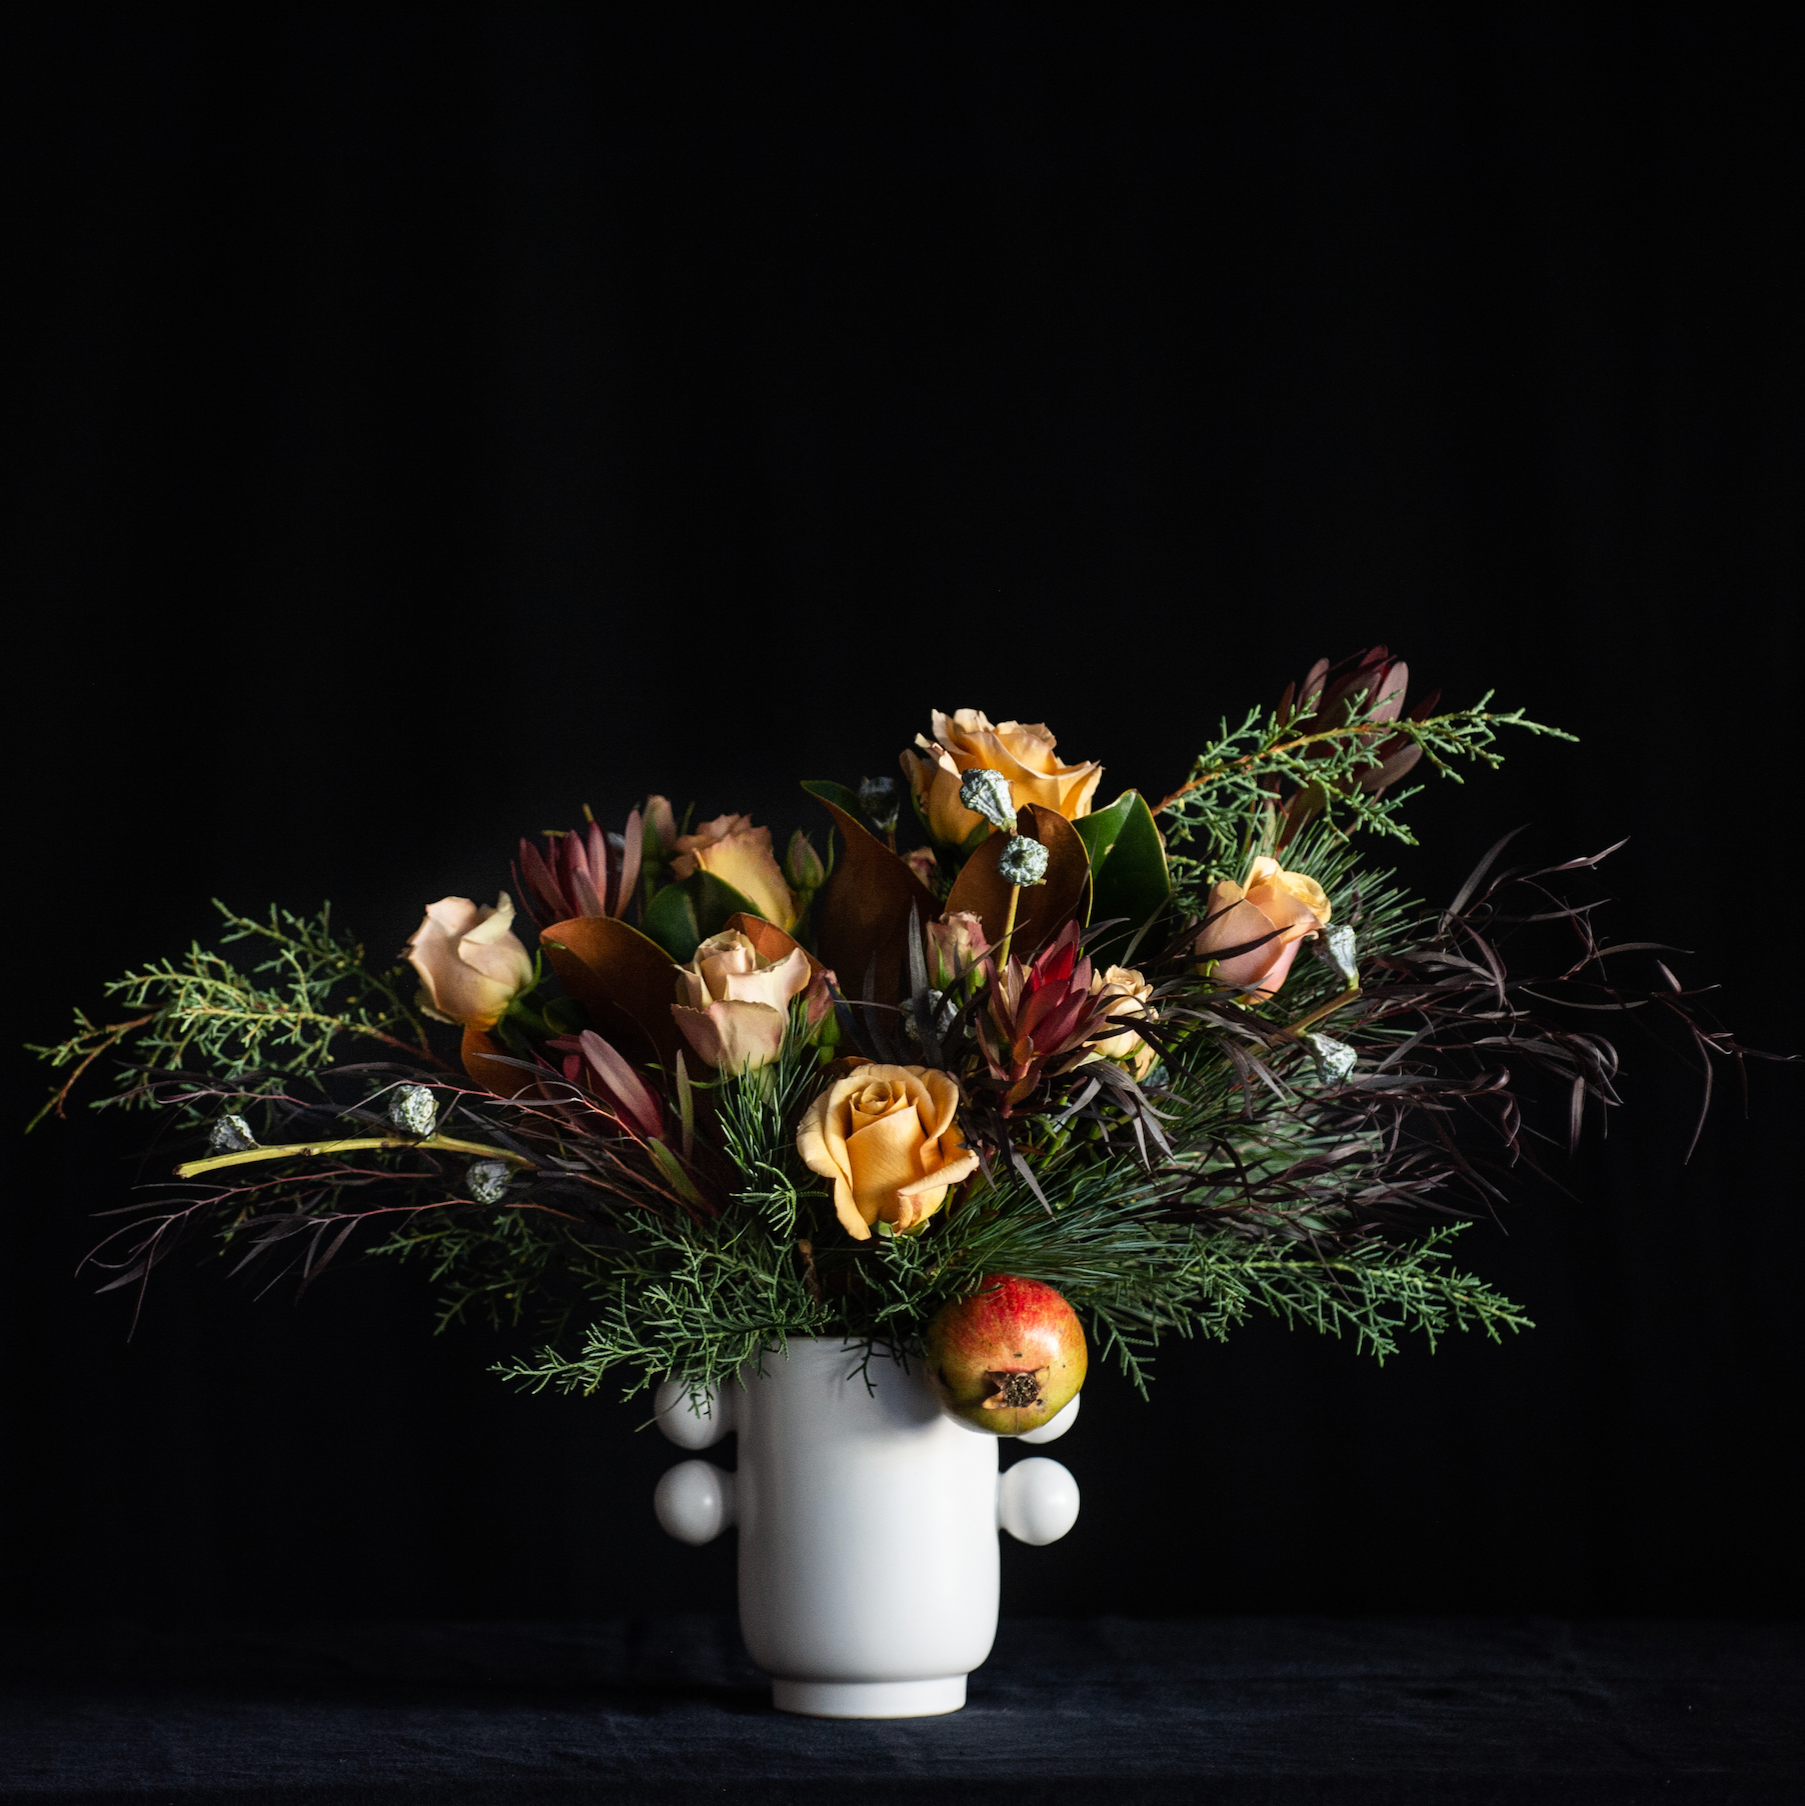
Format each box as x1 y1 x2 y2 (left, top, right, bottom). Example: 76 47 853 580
1156 722 1393 813
997 884 1023 968
175 1134 537 1181
1277 985 1361 1041
29 1015 157 1129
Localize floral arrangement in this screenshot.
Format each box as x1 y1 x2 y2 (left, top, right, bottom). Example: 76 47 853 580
31 650 1751 1418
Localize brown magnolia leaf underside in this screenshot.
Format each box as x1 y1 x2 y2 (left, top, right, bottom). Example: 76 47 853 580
539 914 683 1073
944 804 1091 965
461 1026 535 1097
807 793 940 1006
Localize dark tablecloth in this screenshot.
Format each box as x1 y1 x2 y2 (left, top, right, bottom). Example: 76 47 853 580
2 1616 1798 1804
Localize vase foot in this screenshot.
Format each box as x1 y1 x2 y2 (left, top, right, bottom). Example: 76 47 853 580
771 1675 967 1718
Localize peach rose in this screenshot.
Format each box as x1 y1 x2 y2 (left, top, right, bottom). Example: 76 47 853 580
900 709 1103 845
797 1064 980 1241
1088 965 1160 1080
672 814 800 931
1193 857 1331 1000
406 894 535 1030
671 929 813 1072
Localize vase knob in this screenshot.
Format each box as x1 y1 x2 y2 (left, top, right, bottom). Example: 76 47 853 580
1014 1391 1080 1444
654 1459 737 1544
997 1456 1080 1545
654 1377 734 1448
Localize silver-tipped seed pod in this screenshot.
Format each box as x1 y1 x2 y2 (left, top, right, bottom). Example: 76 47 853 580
208 1114 257 1153
466 1159 512 1205
997 835 1050 886
857 776 901 833
389 1084 438 1137
959 767 1016 832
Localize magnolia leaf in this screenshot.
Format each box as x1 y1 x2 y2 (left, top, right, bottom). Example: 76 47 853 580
943 804 1091 965
460 1026 535 1098
1073 790 1171 966
641 871 762 966
539 915 683 1072
803 780 940 1006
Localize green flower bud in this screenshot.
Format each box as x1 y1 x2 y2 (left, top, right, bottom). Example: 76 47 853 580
784 828 827 893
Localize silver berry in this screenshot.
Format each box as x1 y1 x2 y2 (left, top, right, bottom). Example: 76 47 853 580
466 1159 512 1205
208 1114 257 1153
389 1084 438 1137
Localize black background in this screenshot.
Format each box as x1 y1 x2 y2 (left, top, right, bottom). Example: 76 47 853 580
6 11 1800 1631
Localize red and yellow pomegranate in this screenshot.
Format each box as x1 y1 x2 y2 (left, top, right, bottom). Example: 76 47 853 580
924 1274 1087 1435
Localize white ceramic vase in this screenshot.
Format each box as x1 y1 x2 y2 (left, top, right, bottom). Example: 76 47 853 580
652 1336 1080 1718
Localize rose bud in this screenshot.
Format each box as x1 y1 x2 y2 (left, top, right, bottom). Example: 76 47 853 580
904 845 939 890
671 814 801 931
796 1064 980 1241
671 928 813 1072
1087 965 1160 1080
900 709 1102 846
1192 857 1330 1001
406 894 535 1030
926 910 988 988
783 828 827 894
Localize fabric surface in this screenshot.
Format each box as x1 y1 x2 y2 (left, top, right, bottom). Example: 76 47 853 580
2 1616 1798 1804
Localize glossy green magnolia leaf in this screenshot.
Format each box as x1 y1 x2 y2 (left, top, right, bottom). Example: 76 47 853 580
1078 789 1173 964
641 871 762 966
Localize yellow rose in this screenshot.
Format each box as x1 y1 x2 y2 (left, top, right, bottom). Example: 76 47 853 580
797 1064 980 1241
1193 856 1330 1000
900 709 1103 845
671 929 813 1072
406 894 535 1030
1087 965 1160 1080
672 814 800 930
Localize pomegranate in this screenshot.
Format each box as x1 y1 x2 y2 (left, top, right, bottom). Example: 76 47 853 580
924 1274 1087 1435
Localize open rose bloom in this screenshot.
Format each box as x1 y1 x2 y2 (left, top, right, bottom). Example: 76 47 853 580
673 815 801 931
797 1065 980 1240
672 929 813 1072
406 894 535 1029
900 709 1103 845
1192 857 1330 1000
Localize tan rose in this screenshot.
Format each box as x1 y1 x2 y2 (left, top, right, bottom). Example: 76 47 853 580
900 709 1103 845
672 814 800 931
406 894 535 1030
797 1064 980 1241
1087 965 1160 1080
1193 857 1330 1000
671 929 813 1072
